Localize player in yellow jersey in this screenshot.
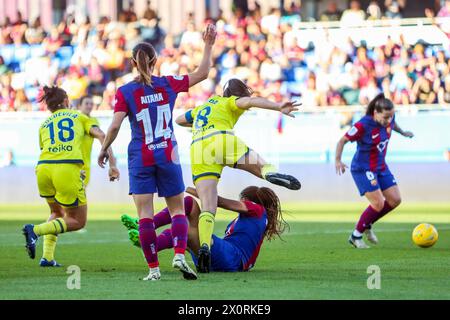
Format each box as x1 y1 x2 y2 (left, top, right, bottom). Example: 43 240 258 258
22 86 117 265
36 95 121 267
77 95 120 186
175 78 301 272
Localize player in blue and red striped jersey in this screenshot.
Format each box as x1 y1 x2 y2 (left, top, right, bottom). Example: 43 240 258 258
335 94 414 248
121 186 287 272
98 24 217 281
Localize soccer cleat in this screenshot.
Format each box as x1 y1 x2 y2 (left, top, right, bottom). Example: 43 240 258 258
121 214 139 231
348 233 370 249
22 224 38 259
365 228 379 245
265 173 301 190
39 258 62 267
173 255 198 280
197 244 211 273
143 270 161 281
128 229 141 248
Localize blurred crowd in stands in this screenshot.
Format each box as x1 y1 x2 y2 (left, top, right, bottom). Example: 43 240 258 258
1 0 450 112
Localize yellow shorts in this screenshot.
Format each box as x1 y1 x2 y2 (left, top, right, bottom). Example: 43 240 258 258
190 132 249 183
36 163 87 208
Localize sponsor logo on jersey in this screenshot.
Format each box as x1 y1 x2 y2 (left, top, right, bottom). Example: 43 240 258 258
147 141 168 150
172 75 184 81
377 139 389 152
141 93 164 104
48 144 73 152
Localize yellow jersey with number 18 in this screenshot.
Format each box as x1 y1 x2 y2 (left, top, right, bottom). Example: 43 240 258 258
187 95 245 140
38 109 96 165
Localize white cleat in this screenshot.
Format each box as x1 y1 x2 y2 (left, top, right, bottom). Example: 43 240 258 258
365 228 379 245
348 234 370 249
173 255 198 280
143 270 161 281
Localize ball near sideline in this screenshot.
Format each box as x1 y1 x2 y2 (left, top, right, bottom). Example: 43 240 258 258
412 223 439 248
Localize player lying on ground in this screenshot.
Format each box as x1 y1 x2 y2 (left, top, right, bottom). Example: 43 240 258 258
22 86 117 264
175 78 300 272
98 24 217 281
335 93 414 248
121 186 288 272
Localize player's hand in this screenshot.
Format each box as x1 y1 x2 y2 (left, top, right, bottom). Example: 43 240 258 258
98 149 109 168
403 131 414 138
109 166 120 182
335 160 348 175
279 101 301 118
202 23 217 46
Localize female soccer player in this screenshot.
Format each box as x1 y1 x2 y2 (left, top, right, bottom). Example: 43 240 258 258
22 86 116 263
122 186 287 272
335 93 414 248
98 24 217 281
38 96 120 267
77 95 120 186
175 78 301 272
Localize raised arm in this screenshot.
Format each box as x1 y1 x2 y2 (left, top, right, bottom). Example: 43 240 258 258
186 187 249 214
235 97 300 118
393 122 414 138
335 135 350 175
98 111 127 168
188 24 217 88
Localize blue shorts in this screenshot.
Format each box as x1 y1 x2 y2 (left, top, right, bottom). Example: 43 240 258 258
190 235 243 272
128 162 185 198
351 169 397 196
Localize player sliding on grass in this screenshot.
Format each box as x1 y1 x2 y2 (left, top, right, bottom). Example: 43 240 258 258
38 95 120 267
121 186 287 272
98 25 217 281
22 86 117 264
335 93 414 248
175 78 301 272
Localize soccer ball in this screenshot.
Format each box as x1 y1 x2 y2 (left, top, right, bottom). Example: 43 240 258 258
412 223 438 248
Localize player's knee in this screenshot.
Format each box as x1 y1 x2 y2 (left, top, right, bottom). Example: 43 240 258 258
388 196 401 209
372 200 385 212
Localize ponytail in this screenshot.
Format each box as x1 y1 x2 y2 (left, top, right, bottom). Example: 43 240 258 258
132 43 157 86
223 78 254 98
239 186 288 241
366 93 394 116
38 85 68 112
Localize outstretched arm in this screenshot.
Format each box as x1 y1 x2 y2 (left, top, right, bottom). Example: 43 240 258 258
393 122 414 138
188 24 217 88
186 187 249 214
335 136 350 175
98 112 127 168
235 97 301 118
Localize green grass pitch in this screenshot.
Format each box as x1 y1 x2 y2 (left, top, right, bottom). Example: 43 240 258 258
0 202 449 300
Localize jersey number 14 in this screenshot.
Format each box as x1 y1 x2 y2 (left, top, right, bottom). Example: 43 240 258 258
136 104 172 145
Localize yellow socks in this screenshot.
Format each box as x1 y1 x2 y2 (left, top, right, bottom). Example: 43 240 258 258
33 218 67 236
261 164 277 179
198 212 215 248
42 235 58 261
